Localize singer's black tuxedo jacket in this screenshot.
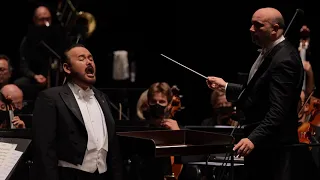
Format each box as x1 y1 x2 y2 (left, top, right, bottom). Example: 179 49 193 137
226 39 304 147
32 84 123 180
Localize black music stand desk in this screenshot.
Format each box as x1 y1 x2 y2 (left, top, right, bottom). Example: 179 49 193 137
117 129 234 157
0 129 32 180
185 125 244 143
117 129 235 179
0 138 31 180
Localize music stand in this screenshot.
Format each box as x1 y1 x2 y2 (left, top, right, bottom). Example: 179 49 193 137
185 125 244 143
117 129 234 157
0 129 32 139
0 134 32 180
117 129 235 179
115 120 165 132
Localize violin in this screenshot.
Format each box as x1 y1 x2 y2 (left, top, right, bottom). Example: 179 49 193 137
308 97 320 127
297 91 318 145
165 85 183 119
164 85 184 180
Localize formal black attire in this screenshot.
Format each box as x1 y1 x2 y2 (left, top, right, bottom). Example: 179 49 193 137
226 39 318 180
31 84 123 180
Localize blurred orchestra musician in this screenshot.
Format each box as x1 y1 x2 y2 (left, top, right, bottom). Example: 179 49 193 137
134 82 182 180
14 4 69 100
301 58 315 98
0 54 13 89
297 58 315 122
136 89 148 120
0 84 25 129
136 82 180 130
298 25 311 62
297 52 315 123
298 25 313 95
201 89 237 126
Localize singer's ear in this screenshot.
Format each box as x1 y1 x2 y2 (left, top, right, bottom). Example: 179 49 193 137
63 63 71 74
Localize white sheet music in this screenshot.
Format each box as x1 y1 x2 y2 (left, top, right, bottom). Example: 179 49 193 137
0 142 22 180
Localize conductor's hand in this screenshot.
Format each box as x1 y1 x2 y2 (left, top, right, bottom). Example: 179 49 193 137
206 76 227 91
233 138 254 157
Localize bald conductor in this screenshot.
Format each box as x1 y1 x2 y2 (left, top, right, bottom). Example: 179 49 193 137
205 7 316 180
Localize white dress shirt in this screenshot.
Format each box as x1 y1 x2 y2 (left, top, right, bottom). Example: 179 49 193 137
58 83 108 174
247 35 285 84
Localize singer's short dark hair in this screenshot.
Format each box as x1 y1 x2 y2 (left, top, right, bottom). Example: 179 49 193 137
63 44 86 64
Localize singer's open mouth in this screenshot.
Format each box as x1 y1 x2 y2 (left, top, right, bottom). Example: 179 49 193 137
85 66 95 77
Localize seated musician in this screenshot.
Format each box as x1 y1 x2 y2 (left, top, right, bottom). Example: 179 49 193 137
137 82 180 130
201 89 237 126
136 89 148 120
297 58 315 123
302 60 314 98
0 54 13 89
0 84 25 128
134 82 181 180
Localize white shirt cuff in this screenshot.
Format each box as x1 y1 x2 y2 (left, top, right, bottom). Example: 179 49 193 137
225 82 228 91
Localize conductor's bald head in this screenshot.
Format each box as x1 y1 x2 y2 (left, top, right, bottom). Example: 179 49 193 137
256 7 285 29
250 7 285 48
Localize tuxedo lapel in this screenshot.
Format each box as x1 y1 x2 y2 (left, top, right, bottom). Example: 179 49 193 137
60 84 84 125
238 40 287 102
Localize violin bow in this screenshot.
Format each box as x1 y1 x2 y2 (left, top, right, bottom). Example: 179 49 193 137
284 9 304 37
298 88 315 115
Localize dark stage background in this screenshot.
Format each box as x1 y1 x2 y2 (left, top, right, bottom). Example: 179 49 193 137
0 0 318 125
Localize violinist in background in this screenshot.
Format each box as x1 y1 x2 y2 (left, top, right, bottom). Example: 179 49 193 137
201 89 237 126
298 25 311 62
302 60 315 98
136 82 180 130
134 82 182 180
298 25 313 95
136 89 148 120
297 58 315 124
0 84 25 129
296 60 315 141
